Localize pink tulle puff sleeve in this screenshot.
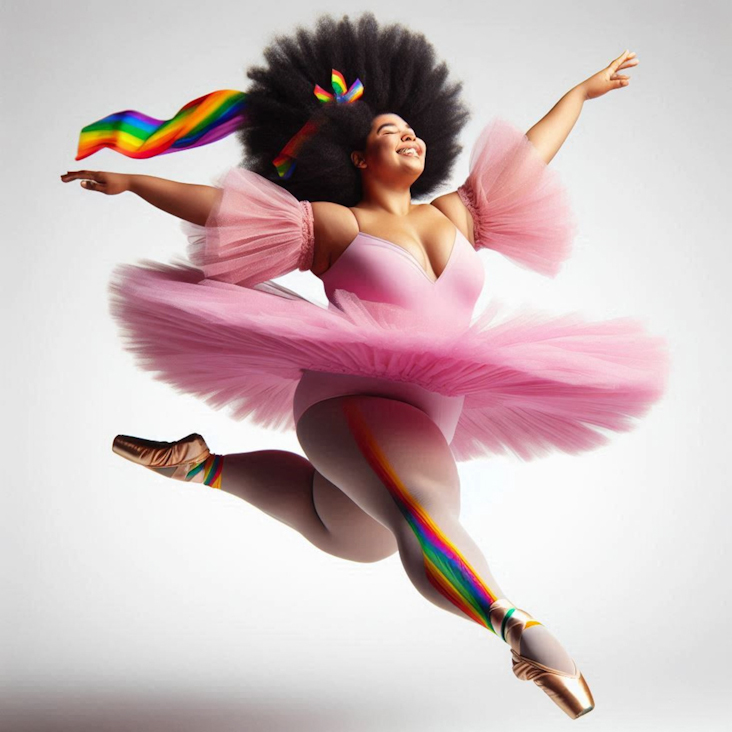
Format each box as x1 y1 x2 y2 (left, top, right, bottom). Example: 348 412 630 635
181 168 315 287
456 118 577 277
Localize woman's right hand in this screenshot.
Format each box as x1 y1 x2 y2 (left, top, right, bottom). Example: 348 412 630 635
60 170 131 195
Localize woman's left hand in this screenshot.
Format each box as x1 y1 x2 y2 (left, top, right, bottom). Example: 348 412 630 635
579 50 638 100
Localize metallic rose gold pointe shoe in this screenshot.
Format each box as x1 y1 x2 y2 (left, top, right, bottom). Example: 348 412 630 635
489 599 595 720
112 432 212 482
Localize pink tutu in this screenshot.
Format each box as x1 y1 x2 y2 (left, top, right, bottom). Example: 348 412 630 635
108 118 669 461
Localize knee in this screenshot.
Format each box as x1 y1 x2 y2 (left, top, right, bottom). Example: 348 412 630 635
313 520 399 563
349 543 399 564
309 517 398 563
314 541 398 564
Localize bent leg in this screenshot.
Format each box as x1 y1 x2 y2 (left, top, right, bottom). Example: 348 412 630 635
114 432 397 563
220 450 397 563
296 395 575 672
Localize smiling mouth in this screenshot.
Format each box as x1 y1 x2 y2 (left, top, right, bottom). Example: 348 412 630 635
396 148 420 157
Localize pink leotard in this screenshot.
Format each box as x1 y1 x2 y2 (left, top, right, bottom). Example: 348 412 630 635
293 228 484 442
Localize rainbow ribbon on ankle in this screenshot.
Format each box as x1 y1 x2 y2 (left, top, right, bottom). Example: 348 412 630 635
273 69 364 179
75 89 248 161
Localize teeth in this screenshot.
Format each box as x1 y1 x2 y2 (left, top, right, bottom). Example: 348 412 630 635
398 148 417 156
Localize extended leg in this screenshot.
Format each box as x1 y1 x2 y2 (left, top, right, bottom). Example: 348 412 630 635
296 395 576 674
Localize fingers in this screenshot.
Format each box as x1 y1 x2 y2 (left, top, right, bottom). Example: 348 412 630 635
610 50 637 71
610 50 631 68
60 170 99 182
608 50 637 90
617 56 638 70
60 170 104 191
60 170 95 178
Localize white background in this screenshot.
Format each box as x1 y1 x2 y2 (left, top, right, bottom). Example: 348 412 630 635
2 1 731 730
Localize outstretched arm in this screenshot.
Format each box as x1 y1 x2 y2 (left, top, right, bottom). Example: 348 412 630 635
63 166 316 287
432 49 639 245
60 171 221 226
525 50 638 164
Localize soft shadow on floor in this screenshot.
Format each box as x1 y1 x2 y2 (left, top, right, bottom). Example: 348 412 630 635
3 688 485 732
1 691 383 732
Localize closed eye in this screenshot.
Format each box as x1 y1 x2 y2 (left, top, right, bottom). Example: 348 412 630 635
377 122 416 136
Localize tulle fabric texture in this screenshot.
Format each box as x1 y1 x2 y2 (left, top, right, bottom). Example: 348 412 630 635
183 167 315 285
108 118 669 462
457 117 577 277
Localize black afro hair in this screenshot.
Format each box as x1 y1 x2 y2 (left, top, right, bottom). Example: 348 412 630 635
238 12 471 206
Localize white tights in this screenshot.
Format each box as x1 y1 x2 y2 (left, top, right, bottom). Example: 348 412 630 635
216 395 575 673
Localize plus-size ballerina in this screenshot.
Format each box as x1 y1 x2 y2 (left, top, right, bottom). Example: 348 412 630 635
61 13 662 719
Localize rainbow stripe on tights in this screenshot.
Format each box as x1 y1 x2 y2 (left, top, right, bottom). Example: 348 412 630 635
342 401 501 634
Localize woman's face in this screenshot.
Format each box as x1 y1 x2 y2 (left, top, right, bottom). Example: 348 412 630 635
352 113 426 183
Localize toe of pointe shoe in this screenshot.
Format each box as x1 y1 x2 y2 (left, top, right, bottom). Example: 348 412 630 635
511 650 595 719
112 433 209 469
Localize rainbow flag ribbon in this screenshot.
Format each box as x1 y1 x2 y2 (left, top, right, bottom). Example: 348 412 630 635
273 69 364 179
75 89 248 161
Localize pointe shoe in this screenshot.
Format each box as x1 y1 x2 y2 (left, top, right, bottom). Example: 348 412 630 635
489 598 595 719
112 432 219 485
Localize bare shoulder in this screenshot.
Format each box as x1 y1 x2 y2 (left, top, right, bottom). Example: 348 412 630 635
310 201 359 275
429 192 474 245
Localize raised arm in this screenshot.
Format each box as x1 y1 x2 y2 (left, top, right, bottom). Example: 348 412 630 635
525 50 638 164
431 50 638 276
524 87 586 166
60 170 221 226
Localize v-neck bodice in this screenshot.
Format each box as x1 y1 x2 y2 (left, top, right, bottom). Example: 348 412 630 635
319 228 484 326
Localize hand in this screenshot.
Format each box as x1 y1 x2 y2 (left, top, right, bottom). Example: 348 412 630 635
578 50 638 101
60 170 131 195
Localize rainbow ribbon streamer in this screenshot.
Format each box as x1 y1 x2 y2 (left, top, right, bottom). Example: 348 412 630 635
273 69 364 179
75 89 248 161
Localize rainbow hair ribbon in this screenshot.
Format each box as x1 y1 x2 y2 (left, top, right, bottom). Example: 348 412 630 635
273 69 364 179
75 90 247 161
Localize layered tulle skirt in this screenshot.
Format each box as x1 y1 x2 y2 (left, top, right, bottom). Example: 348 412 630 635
108 259 669 462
